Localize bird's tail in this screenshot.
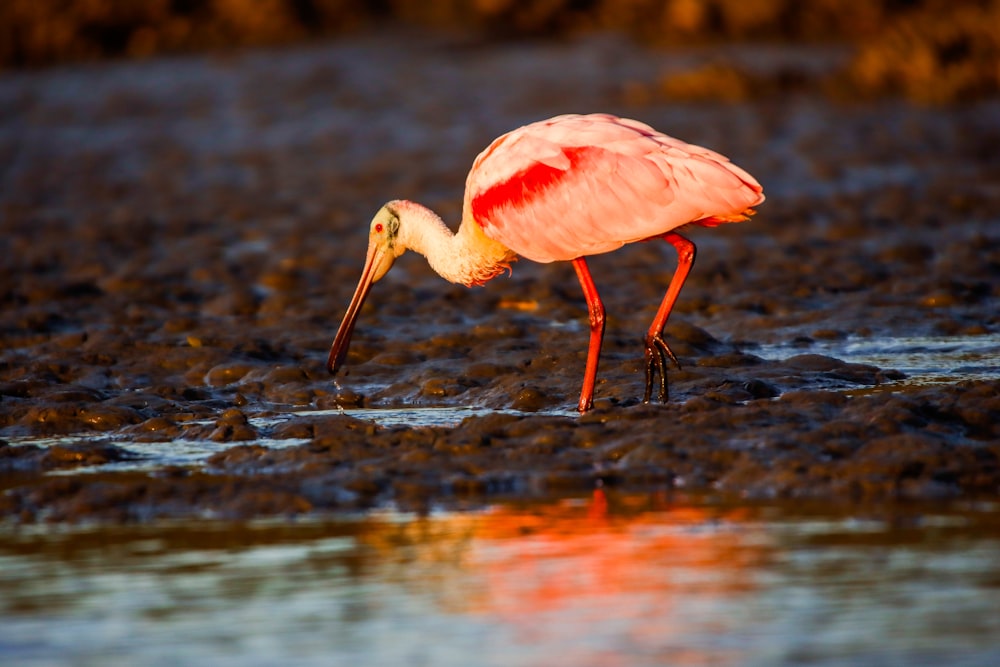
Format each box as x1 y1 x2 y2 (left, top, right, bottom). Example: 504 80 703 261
695 206 758 228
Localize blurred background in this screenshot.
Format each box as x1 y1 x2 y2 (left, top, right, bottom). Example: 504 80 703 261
3 0 998 104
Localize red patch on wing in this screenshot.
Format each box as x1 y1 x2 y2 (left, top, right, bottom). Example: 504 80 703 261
471 147 588 226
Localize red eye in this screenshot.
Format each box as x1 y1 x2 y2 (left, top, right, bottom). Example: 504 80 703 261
375 223 383 233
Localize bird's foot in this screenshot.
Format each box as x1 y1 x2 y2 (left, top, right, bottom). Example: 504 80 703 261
642 334 681 404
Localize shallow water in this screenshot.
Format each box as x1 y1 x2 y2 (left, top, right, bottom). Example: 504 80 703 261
2 493 998 667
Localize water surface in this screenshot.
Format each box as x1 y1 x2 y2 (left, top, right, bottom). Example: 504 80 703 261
3 493 998 666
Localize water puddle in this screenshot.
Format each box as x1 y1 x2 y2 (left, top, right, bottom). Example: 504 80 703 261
40 437 311 475
6 407 579 475
755 333 1000 386
2 492 998 666
284 406 573 429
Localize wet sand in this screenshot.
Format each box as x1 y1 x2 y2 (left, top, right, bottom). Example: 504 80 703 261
1 31 999 522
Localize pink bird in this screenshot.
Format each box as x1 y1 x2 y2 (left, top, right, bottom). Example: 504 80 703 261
327 113 764 412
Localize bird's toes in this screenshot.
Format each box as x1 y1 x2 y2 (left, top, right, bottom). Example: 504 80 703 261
641 343 671 404
654 336 682 371
641 335 678 404
642 349 656 404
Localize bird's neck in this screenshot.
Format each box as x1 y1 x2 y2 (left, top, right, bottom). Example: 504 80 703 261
394 200 516 287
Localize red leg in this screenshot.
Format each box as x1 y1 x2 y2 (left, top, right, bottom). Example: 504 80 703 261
644 233 696 403
572 257 605 413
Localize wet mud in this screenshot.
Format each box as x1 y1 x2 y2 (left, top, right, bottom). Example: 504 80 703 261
1 31 999 522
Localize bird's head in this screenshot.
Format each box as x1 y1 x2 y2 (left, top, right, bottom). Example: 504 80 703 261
366 203 407 282
326 203 406 375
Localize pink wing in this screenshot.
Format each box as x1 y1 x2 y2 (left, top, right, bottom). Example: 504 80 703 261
463 113 764 263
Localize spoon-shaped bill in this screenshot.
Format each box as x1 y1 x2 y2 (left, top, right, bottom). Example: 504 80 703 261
326 243 392 374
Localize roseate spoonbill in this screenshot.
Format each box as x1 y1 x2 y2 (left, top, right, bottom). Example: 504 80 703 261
327 113 764 412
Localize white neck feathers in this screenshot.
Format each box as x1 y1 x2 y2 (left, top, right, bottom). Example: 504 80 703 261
390 200 516 287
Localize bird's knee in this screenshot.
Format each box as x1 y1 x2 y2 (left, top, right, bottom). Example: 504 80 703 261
666 234 696 264
588 305 606 331
588 303 607 330
676 241 696 265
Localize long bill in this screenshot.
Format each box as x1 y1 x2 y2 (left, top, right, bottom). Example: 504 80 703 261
326 243 385 374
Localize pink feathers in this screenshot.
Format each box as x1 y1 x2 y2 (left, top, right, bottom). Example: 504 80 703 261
464 114 763 263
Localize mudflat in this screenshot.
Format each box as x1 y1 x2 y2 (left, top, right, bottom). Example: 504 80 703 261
2 31 998 522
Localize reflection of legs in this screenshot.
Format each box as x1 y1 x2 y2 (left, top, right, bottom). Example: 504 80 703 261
572 257 605 413
643 233 696 403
